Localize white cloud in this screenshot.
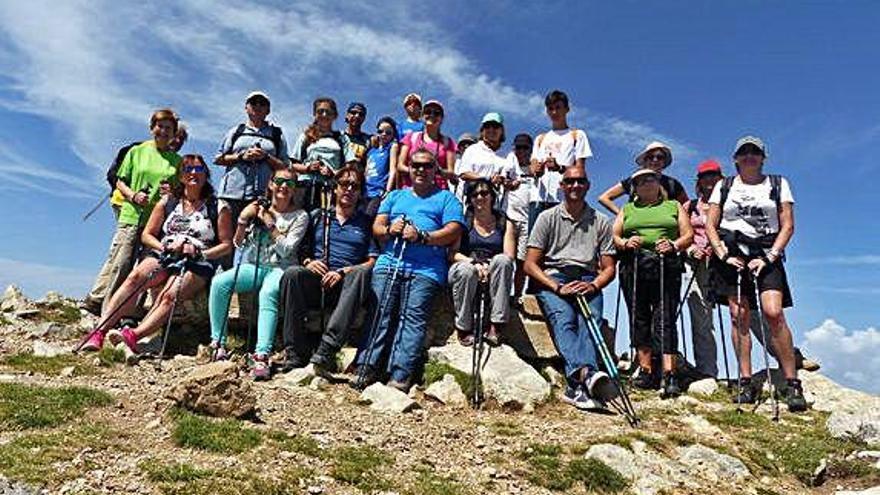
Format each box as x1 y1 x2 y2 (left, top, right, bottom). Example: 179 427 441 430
0 257 94 299
0 0 697 199
793 255 880 267
802 319 880 394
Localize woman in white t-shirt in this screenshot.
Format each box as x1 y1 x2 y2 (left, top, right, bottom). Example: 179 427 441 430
705 136 806 413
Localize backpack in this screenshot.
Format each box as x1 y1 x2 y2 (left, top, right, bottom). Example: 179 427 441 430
229 123 284 157
718 174 783 212
162 196 220 242
106 141 142 190
298 130 347 166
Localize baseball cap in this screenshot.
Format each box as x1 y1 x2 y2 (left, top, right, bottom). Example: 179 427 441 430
480 112 504 126
733 135 767 157
347 102 367 114
696 159 722 176
423 99 444 114
630 168 660 182
402 93 422 106
246 91 270 106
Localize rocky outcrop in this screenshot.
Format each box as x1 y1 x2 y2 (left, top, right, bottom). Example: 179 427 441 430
0 285 28 313
424 374 467 407
827 411 880 446
677 444 750 482
165 361 256 418
428 343 550 408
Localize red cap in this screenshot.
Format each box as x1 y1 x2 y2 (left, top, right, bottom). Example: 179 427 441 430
697 159 722 176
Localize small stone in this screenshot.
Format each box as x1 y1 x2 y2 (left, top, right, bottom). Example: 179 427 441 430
309 376 329 391
688 378 719 396
358 383 420 414
307 486 323 494
482 466 497 478
32 340 68 357
424 374 467 407
279 365 316 387
812 458 827 487
677 444 750 482
60 366 76 378
165 361 257 418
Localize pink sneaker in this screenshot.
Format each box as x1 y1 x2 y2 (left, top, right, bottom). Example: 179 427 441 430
209 340 229 362
250 354 271 381
107 327 138 353
80 329 106 352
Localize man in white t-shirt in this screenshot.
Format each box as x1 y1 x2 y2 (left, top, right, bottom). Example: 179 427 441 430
528 90 592 232
504 133 533 298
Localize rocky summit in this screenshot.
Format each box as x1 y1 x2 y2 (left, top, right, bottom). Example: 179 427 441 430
0 284 879 494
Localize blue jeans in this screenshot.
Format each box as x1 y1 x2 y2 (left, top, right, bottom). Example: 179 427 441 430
535 272 604 385
357 268 441 383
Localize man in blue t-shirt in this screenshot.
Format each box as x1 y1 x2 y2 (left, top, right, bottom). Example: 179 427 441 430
356 149 465 391
279 167 376 374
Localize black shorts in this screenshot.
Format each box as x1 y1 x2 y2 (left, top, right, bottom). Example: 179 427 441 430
711 257 793 309
147 252 216 281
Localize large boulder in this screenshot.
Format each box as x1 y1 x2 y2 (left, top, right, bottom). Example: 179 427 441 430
503 295 559 360
427 343 550 408
358 382 420 414
676 444 750 482
799 371 880 414
836 487 880 495
165 361 256 418
424 374 467 407
0 285 28 313
827 411 880 446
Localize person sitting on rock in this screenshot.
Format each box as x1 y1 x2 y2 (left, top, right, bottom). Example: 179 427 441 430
279 166 377 376
448 179 516 347
354 148 465 392
523 165 619 411
83 155 233 361
207 168 309 380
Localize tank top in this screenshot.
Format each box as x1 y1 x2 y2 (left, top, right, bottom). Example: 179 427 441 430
161 200 216 250
622 199 679 250
461 215 505 262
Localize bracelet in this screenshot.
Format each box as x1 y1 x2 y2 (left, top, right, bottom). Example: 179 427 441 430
721 253 730 262
554 284 562 295
587 282 599 293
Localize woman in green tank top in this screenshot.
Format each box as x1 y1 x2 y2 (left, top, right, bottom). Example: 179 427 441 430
612 169 693 399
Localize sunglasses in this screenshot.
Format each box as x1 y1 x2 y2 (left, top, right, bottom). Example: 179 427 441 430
645 153 667 162
337 180 361 190
561 177 589 186
515 145 531 151
273 177 296 187
376 128 394 135
348 110 365 117
423 109 443 117
411 161 436 171
316 108 335 116
182 165 207 174
472 190 492 198
735 146 764 158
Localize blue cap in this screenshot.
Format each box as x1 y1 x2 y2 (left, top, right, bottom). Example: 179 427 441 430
347 102 367 114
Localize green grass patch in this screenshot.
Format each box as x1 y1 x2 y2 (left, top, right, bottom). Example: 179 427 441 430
140 459 213 483
488 420 523 437
519 442 628 492
424 360 476 399
706 408 773 430
97 346 127 366
0 382 113 429
0 352 97 376
328 445 394 492
37 301 81 325
265 431 322 458
170 409 261 454
0 315 11 326
0 424 127 486
404 466 470 495
566 458 629 493
149 467 313 495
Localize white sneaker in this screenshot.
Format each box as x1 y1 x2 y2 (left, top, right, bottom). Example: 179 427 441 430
586 371 620 402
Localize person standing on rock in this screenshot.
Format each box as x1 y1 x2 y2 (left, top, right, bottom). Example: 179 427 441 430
279 166 377 375
448 179 516 347
597 141 689 216
207 168 309 380
613 168 694 398
705 136 807 412
355 148 465 391
341 102 372 170
82 155 233 358
396 100 458 191
505 133 533 300
523 166 619 411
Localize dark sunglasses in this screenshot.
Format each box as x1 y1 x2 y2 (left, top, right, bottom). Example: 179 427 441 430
182 165 207 174
515 145 531 151
376 128 395 135
423 109 443 117
273 177 296 187
735 146 764 158
561 177 589 186
645 153 667 162
411 161 436 171
316 108 335 116
337 180 361 190
472 189 492 198
348 110 365 117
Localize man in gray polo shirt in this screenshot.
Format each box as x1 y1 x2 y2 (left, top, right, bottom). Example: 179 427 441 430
524 165 617 411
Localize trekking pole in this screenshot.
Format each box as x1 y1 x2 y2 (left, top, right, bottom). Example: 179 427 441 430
576 294 640 427
158 259 189 360
356 217 408 389
752 270 780 421
319 185 332 333
613 265 622 357
628 257 638 365
673 266 696 360
73 256 170 353
659 253 667 392
734 269 744 413
717 303 732 389
82 192 112 222
245 228 264 355
471 278 488 409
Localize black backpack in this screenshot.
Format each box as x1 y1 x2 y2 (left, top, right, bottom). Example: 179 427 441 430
229 123 284 157
162 196 220 242
106 141 142 190
718 174 783 212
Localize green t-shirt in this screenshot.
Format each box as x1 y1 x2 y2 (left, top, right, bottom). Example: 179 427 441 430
622 199 680 250
116 141 181 226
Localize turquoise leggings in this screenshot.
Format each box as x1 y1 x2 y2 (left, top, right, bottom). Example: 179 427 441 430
209 264 285 355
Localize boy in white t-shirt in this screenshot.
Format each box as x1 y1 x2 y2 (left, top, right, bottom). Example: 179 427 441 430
528 90 593 231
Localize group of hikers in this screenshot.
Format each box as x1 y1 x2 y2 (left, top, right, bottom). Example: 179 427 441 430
76 88 809 421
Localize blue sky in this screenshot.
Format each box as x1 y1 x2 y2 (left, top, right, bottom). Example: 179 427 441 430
0 1 878 392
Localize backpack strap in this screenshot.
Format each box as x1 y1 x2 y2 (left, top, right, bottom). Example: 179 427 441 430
718 176 736 210
228 124 248 152
230 123 283 158
205 196 219 240
687 199 699 217
768 174 782 211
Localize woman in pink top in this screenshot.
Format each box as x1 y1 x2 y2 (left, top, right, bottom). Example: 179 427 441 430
396 100 457 190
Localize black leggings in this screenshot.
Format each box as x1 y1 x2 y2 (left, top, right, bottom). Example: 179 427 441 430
619 256 681 355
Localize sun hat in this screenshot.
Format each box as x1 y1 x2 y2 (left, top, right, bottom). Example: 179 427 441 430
634 141 673 167
630 168 661 182
245 91 270 106
423 99 444 114
696 159 722 176
402 93 422 106
733 135 767 157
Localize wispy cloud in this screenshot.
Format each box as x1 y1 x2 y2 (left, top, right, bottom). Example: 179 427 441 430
0 257 94 299
802 319 880 394
0 0 697 200
791 255 880 267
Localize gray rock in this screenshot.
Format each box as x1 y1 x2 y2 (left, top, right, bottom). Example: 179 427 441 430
827 411 880 446
0 475 40 494
835 487 880 495
427 344 550 408
688 378 719 396
584 443 672 495
677 444 749 482
680 414 723 437
32 340 69 358
424 374 467 407
29 321 66 339
799 371 880 415
279 364 316 387
309 376 330 391
358 382 420 414
165 361 256 418
42 291 65 305
0 285 28 313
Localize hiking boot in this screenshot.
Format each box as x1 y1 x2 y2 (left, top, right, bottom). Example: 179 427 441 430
661 373 682 399
387 379 411 393
732 378 757 404
484 324 501 347
586 371 619 402
209 341 229 362
632 368 659 390
279 349 308 373
457 330 474 347
81 329 106 352
782 378 808 413
351 365 379 390
107 327 139 365
562 384 591 410
250 354 271 381
794 348 821 372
